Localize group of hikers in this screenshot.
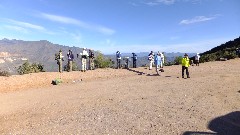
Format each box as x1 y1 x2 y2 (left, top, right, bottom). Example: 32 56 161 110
116 50 201 78
55 48 202 79
55 48 95 73
147 51 165 75
116 51 138 69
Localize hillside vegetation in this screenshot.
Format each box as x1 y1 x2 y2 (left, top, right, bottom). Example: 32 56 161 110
199 37 240 62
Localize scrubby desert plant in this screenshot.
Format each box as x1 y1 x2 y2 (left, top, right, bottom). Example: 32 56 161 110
17 61 45 75
94 51 113 68
0 70 11 77
52 78 63 85
174 56 183 65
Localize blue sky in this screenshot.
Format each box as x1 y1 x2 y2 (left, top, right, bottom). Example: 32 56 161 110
0 0 239 54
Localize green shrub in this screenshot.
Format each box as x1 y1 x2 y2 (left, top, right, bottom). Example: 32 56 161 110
94 51 113 68
17 61 45 75
52 78 63 85
174 56 182 65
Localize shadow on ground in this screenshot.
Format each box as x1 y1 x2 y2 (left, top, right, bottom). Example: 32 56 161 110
183 111 240 135
126 68 146 75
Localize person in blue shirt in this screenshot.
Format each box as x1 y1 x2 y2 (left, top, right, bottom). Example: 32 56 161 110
154 53 162 75
116 51 121 69
67 50 74 72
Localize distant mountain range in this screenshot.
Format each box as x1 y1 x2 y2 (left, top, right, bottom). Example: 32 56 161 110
0 38 85 74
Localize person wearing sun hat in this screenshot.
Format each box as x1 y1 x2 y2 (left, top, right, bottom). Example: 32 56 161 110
182 53 190 78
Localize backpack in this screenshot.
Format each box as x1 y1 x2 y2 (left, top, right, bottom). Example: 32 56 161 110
133 55 137 60
55 53 59 60
89 52 94 58
117 53 121 58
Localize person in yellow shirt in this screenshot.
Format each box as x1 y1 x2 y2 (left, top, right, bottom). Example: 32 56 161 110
182 53 190 78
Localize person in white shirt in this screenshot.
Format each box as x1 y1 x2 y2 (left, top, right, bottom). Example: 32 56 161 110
148 51 154 70
195 53 200 66
79 47 89 72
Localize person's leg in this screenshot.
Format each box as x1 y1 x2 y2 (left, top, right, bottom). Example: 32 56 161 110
91 58 95 70
182 66 185 78
156 65 160 75
149 61 153 70
69 61 72 72
116 59 118 69
89 59 91 70
59 61 62 73
81 59 85 71
117 59 120 69
84 59 87 71
186 67 190 78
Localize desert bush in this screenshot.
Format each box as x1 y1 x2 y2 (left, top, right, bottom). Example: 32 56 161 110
52 78 63 85
17 61 45 75
94 51 113 68
174 56 182 65
0 70 11 77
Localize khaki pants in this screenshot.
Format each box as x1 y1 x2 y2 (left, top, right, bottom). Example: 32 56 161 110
149 60 154 70
89 58 95 70
156 64 160 75
68 60 72 72
58 60 62 73
82 58 87 71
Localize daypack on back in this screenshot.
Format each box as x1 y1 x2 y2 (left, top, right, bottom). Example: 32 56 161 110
55 53 59 60
117 53 121 58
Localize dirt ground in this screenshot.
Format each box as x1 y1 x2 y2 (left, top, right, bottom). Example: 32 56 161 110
0 59 240 134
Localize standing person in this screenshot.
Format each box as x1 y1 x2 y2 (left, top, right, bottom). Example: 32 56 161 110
154 53 162 75
195 53 200 66
124 57 129 69
116 51 121 69
148 51 154 70
88 49 95 70
182 53 190 78
55 49 64 73
67 50 74 72
132 53 137 68
78 47 88 72
161 52 165 67
158 52 165 72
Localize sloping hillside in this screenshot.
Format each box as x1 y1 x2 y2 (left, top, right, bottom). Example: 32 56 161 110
0 39 85 73
199 36 240 62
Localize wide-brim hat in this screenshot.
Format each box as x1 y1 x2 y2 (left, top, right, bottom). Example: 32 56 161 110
184 53 188 56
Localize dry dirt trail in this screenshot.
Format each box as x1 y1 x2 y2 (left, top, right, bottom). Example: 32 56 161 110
0 59 240 134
